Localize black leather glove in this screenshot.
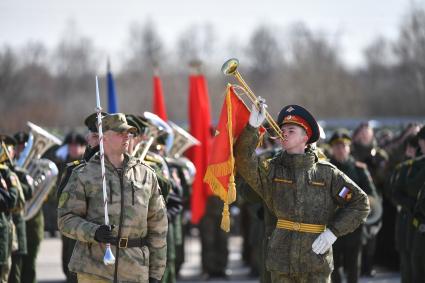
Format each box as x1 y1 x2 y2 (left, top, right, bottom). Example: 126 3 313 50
94 225 115 243
149 278 160 283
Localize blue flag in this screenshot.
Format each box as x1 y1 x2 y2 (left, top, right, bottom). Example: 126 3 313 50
107 60 118 113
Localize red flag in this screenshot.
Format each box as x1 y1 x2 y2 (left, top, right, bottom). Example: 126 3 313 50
187 74 212 224
153 76 168 120
203 85 254 231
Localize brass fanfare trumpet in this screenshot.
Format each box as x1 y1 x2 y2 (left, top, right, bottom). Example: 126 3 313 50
221 58 284 140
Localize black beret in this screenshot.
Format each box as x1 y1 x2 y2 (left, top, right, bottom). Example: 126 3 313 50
277 104 320 144
0 134 17 146
126 114 149 136
329 128 352 145
84 112 108 133
13 132 29 144
418 126 425 140
63 131 86 145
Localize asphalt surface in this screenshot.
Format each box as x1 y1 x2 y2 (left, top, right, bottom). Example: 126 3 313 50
37 235 400 283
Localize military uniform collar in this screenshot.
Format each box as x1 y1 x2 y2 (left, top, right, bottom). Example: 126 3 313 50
280 149 316 169
91 152 138 171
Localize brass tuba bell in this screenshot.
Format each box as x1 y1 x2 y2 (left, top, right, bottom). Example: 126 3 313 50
17 122 61 221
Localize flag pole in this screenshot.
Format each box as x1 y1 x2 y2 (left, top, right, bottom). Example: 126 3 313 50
95 76 116 265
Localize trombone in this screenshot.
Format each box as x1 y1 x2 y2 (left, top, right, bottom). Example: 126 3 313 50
221 58 284 141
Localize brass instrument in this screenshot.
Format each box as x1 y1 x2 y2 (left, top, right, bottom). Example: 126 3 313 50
168 121 200 159
132 112 174 160
166 121 199 186
143 112 174 154
17 122 61 221
221 58 284 140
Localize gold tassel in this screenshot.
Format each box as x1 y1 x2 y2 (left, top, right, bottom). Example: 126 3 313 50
220 203 230 232
227 174 236 204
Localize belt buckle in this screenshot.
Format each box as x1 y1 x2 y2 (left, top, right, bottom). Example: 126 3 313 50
119 237 128 248
292 222 301 231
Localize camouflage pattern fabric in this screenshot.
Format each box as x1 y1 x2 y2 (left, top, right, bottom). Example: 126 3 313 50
58 153 168 282
234 125 370 277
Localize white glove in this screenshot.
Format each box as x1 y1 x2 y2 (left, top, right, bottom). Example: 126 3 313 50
249 97 267 128
312 229 337 255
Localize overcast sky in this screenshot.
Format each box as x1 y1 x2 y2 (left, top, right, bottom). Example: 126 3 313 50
0 0 420 68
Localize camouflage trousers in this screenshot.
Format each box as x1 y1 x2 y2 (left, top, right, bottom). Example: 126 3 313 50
77 272 110 283
270 271 330 283
0 257 11 283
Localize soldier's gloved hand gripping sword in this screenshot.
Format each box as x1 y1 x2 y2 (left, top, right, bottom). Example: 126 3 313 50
95 76 116 265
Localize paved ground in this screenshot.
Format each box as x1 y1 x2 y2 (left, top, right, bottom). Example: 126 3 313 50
37 235 400 283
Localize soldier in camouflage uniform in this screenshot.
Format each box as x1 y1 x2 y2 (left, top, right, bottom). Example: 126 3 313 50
0 135 34 283
328 129 378 283
11 132 43 283
55 131 86 283
0 149 20 283
235 103 370 283
351 123 389 274
397 126 425 282
388 133 421 283
127 114 183 283
58 113 168 283
56 113 106 283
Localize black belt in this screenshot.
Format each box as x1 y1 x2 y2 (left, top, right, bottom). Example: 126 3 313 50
111 237 148 248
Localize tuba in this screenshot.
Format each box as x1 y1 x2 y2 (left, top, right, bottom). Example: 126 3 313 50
17 122 61 221
167 121 200 159
165 122 199 186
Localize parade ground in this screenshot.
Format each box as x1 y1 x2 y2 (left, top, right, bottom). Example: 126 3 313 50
37 235 400 283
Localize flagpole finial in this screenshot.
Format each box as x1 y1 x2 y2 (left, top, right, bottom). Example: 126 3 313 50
189 59 202 75
153 65 160 77
107 57 111 72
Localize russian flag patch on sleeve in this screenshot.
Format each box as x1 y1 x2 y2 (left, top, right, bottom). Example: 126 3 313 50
338 186 352 201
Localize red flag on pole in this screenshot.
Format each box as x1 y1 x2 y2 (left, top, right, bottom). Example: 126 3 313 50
187 74 212 224
153 76 168 120
203 85 256 231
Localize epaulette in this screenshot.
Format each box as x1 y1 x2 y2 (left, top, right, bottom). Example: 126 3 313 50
317 159 338 169
66 159 85 168
355 161 367 169
71 161 88 174
0 164 9 170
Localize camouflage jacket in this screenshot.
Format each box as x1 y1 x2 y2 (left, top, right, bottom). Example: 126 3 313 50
10 166 33 255
234 125 370 275
0 164 19 264
58 153 168 282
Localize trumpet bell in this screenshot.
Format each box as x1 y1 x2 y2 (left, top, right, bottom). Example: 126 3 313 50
221 58 239 75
